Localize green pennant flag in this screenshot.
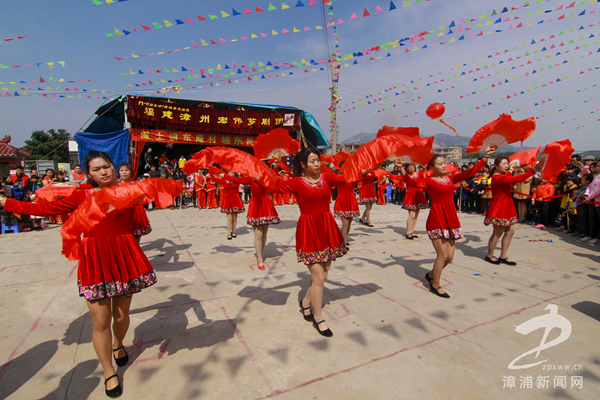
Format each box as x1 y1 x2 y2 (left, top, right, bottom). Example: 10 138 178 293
58 61 65 67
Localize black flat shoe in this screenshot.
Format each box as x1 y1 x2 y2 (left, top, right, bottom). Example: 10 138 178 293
411 234 419 238
484 256 501 265
345 242 350 248
424 272 433 287
366 222 374 227
232 233 237 238
105 374 122 398
430 286 450 299
405 234 414 240
299 299 314 322
359 219 366 226
313 319 333 337
227 235 232 240
498 257 517 266
113 346 129 367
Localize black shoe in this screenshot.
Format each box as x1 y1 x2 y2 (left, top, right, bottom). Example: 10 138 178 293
359 219 366 226
112 346 129 367
484 256 501 265
366 222 374 227
411 234 419 238
227 235 232 240
430 286 450 299
345 242 350 248
232 233 237 238
405 234 414 240
313 319 333 337
105 374 122 398
498 257 517 266
299 299 314 322
424 272 433 287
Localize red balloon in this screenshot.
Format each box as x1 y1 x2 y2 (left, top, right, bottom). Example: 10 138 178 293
426 102 445 120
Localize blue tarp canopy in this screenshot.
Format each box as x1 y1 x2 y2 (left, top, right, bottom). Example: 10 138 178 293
75 129 130 172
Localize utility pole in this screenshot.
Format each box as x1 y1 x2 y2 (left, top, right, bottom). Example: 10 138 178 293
330 51 340 154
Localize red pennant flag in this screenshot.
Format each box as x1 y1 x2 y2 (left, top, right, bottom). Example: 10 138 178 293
197 15 207 21
540 139 574 183
39 77 45 83
363 8 371 17
141 24 152 30
255 6 264 12
210 39 218 44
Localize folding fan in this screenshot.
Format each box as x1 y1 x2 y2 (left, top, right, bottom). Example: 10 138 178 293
332 151 352 168
376 125 420 139
508 146 542 168
341 134 434 183
445 164 459 175
253 128 301 160
320 154 334 165
539 139 574 183
371 169 390 178
467 114 536 154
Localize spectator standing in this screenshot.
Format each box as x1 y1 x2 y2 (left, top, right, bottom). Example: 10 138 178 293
532 180 555 228
512 166 533 223
71 165 86 183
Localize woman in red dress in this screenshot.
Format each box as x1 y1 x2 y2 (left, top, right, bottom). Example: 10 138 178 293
195 171 207 208
276 148 347 337
118 163 152 243
223 173 280 270
376 174 388 205
358 170 377 227
0 151 171 398
333 160 359 246
402 164 429 240
484 157 542 265
213 172 245 240
397 147 496 298
205 174 218 209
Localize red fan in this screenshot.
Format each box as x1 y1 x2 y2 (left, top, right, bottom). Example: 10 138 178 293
205 147 279 188
253 128 301 160
341 134 434 182
426 102 458 136
320 154 334 165
61 179 183 261
332 151 351 168
182 149 210 174
468 114 536 154
320 163 333 173
509 146 542 168
539 139 574 183
376 125 420 138
445 164 459 175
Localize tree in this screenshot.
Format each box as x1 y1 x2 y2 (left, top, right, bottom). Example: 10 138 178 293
22 129 70 164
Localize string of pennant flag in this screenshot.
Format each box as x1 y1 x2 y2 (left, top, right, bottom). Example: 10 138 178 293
106 0 339 38
364 68 599 119
118 3 597 85
342 29 599 111
111 0 596 64
573 117 600 129
118 21 597 101
0 61 66 70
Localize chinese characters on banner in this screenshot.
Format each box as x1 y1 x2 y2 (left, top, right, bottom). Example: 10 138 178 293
130 128 255 147
127 96 300 135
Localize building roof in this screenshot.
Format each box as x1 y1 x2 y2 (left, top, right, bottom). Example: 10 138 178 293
0 136 31 157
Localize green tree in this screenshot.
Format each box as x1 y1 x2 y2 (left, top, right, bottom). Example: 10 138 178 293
22 129 70 164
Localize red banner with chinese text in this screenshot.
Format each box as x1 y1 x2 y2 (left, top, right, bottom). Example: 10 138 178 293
127 97 300 135
130 128 255 147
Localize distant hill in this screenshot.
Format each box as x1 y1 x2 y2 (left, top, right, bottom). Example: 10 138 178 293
342 132 534 151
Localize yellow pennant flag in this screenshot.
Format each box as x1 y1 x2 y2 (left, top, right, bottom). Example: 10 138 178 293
272 30 278 35
164 20 173 27
251 33 258 38
201 39 208 46
47 62 54 69
282 3 290 9
115 28 123 36
221 11 230 17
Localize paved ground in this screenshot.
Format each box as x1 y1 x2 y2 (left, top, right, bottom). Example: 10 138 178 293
0 203 599 400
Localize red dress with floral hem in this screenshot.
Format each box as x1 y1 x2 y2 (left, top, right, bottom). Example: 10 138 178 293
225 175 280 225
4 190 156 301
485 169 535 226
213 176 245 214
359 173 377 204
276 173 348 265
402 172 429 210
333 181 360 218
404 159 487 240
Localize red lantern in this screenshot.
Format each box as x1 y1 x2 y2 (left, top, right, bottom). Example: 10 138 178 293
426 102 445 120
426 102 458 136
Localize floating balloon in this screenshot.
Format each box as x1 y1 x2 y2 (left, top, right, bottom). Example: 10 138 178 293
426 102 458 136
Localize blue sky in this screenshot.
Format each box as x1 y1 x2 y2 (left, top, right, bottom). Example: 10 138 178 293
1 0 598 151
